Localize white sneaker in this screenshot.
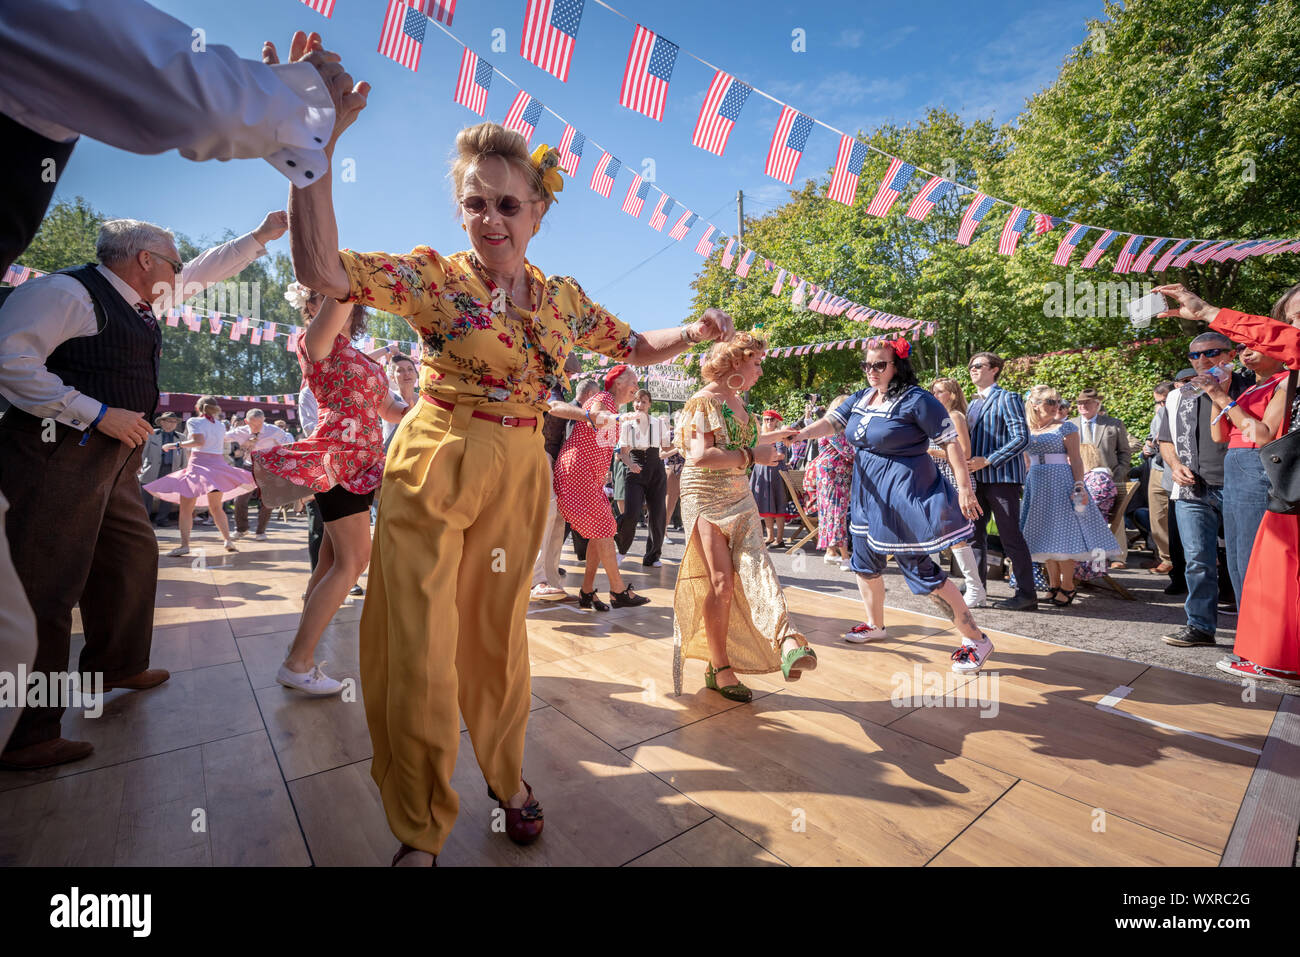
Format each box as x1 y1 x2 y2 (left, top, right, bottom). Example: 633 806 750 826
253 533 268 541
951 634 995 674
232 530 247 540
165 545 189 557
224 540 238 553
651 560 662 568
823 553 839 564
276 661 344 696
844 623 887 643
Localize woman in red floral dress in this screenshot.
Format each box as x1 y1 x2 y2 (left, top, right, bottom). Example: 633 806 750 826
554 364 650 610
253 289 409 695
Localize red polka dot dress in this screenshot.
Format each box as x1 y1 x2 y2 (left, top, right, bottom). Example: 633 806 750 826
555 390 619 539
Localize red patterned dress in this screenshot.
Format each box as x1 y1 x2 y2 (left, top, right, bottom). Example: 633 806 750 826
555 390 620 538
252 333 388 503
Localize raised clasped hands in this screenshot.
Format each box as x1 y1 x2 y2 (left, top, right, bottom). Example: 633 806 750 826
262 31 370 149
693 308 735 344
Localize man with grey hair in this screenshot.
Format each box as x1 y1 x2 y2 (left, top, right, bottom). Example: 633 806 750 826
0 211 286 770
225 408 292 540
1156 330 1249 648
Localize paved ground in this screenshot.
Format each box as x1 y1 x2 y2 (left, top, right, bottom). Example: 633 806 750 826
623 522 1299 699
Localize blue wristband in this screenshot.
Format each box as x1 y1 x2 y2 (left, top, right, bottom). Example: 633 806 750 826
80 403 108 446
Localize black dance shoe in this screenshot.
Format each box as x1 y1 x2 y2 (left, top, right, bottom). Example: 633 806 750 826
610 586 650 608
579 589 610 611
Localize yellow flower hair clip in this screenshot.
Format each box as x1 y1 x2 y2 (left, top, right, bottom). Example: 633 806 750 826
530 143 564 203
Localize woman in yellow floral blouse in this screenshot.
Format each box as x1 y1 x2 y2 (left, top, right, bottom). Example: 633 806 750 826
285 54 734 868
673 332 815 702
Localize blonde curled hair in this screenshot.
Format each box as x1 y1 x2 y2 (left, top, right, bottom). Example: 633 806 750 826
1025 384 1060 430
699 331 768 383
450 122 553 216
827 394 851 416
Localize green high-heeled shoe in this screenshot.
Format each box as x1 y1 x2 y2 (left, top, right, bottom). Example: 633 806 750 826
705 662 752 702
781 643 817 681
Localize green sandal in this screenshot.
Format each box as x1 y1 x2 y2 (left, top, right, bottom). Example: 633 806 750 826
705 662 752 703
781 643 818 681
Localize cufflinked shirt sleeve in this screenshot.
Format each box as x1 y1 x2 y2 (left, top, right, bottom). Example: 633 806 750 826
179 233 267 296
984 390 1029 467
0 0 333 185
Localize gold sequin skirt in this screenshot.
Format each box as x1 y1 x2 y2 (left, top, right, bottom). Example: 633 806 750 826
672 465 805 694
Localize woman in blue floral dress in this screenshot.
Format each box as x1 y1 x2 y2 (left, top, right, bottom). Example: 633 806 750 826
1018 385 1120 605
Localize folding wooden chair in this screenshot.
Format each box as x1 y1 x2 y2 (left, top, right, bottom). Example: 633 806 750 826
780 468 819 553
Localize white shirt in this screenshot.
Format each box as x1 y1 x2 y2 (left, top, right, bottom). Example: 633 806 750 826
299 385 319 435
1080 415 1098 442
185 416 229 455
976 384 995 400
619 412 668 450
225 422 292 453
0 0 334 188
0 233 268 429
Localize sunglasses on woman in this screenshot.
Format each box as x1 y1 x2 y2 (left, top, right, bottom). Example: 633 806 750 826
862 360 894 373
461 195 540 218
1187 347 1233 360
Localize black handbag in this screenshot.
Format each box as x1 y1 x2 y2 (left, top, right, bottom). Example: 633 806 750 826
1260 370 1299 515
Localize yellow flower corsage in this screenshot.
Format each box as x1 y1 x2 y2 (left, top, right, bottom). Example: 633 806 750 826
530 143 564 203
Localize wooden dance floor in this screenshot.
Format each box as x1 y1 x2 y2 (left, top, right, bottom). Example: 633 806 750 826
1 523 1295 867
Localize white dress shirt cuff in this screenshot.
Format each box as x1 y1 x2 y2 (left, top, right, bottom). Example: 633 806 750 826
263 63 333 189
59 393 105 431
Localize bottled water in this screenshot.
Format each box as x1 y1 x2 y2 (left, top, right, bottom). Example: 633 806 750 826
1071 483 1087 514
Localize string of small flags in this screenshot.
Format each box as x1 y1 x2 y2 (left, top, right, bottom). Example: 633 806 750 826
294 0 932 336
160 391 299 407
297 0 1300 274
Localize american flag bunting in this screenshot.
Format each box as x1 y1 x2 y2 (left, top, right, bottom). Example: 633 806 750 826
905 176 956 221
621 175 650 217
720 238 735 268
736 250 756 277
300 0 335 17
1052 224 1089 266
955 193 995 245
378 0 427 72
669 209 696 240
1079 229 1118 268
865 157 917 217
1034 214 1061 235
589 151 620 198
453 48 491 115
1132 238 1169 272
827 135 869 206
1152 239 1193 272
771 268 787 294
997 206 1031 255
648 194 674 231
521 0 584 82
502 90 543 143
692 71 750 156
764 106 814 184
412 0 455 24
619 24 678 122
557 124 584 175
694 226 717 257
1112 234 1144 272
1171 240 1215 269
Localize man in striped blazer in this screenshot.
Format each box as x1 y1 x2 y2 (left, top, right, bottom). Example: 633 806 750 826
966 352 1038 610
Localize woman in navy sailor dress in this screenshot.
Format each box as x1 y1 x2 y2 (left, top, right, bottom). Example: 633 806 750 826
792 340 995 674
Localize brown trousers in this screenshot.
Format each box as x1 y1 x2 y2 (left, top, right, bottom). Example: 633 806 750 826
0 413 158 749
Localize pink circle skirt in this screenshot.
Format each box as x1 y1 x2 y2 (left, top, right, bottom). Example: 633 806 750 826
143 451 256 506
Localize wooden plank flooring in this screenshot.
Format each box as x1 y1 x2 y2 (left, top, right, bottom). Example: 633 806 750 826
0 522 1289 866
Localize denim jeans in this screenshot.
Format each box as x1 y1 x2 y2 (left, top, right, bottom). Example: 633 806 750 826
1174 487 1223 634
1221 448 1271 607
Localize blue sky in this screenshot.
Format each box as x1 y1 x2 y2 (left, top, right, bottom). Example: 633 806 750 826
52 0 1103 332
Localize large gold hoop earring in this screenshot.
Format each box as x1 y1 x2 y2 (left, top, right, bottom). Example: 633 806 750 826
726 373 745 391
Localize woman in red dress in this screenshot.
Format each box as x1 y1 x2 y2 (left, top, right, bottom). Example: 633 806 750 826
253 288 409 694
1156 282 1300 683
554 364 650 610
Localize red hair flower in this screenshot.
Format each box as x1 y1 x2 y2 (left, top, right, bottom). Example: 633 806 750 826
892 337 912 359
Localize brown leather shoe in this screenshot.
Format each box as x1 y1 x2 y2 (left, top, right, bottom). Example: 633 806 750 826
103 669 170 691
391 843 437 866
0 737 94 770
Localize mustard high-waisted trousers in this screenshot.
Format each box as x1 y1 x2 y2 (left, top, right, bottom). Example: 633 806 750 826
361 397 550 854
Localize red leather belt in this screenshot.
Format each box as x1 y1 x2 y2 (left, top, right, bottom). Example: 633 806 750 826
427 395 537 428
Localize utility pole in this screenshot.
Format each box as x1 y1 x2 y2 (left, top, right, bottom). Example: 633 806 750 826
737 190 744 240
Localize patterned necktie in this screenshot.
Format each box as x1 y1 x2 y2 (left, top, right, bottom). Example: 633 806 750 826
135 301 159 332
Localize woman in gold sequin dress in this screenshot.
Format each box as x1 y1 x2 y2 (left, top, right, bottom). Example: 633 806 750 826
673 332 816 701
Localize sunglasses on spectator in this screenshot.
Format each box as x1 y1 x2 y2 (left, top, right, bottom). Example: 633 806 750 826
461 195 541 217
969 362 990 370
147 250 183 274
1187 347 1233 360
863 360 894 373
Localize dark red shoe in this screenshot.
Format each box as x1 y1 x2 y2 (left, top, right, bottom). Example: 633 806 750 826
391 843 437 866
488 780 544 845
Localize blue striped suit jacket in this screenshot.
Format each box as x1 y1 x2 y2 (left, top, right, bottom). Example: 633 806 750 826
968 384 1029 485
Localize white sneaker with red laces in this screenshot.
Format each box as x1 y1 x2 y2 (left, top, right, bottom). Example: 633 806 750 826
844 623 887 643
1215 658 1300 683
951 634 994 674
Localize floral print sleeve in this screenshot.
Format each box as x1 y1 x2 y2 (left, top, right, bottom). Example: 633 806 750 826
339 246 448 322
552 275 635 360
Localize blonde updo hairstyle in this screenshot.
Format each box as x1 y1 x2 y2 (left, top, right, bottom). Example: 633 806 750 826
450 123 553 219
1025 384 1060 430
699 331 768 383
